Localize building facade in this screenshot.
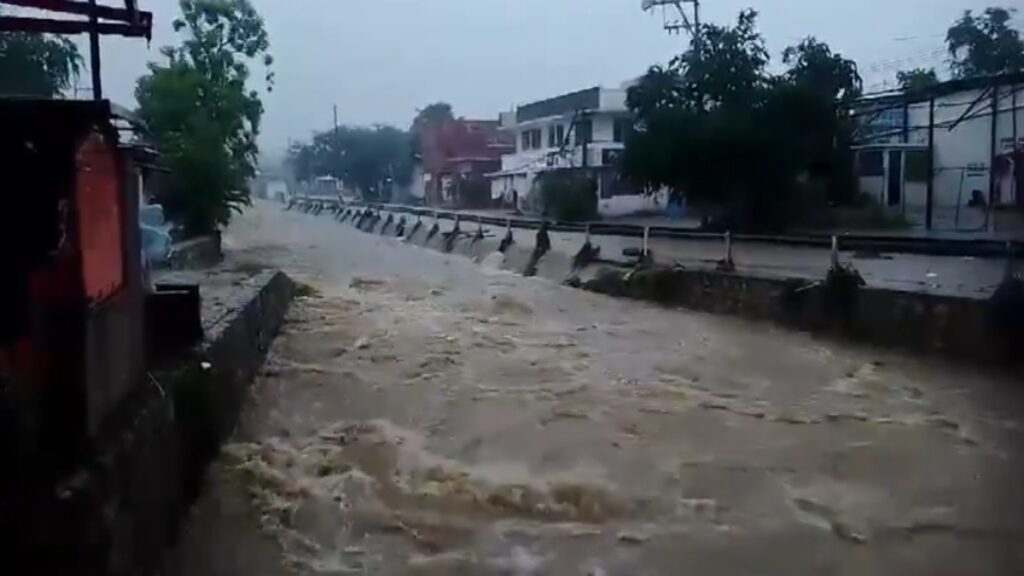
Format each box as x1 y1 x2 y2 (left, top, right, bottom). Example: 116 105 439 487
418 119 513 208
489 86 662 217
853 73 1024 231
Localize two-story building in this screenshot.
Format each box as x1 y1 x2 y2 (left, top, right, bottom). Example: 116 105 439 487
489 86 661 217
418 119 514 208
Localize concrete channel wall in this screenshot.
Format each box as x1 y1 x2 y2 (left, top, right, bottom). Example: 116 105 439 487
8 271 294 576
336 206 1020 368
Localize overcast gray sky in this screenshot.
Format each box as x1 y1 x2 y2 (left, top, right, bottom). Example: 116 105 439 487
84 0 986 156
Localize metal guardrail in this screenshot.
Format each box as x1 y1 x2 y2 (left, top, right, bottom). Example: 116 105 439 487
288 197 1022 259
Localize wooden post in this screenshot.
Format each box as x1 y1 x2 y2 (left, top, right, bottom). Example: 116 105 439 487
88 0 102 99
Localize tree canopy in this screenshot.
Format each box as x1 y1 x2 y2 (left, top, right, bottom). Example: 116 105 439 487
896 68 940 91
782 37 862 103
947 7 1024 78
288 125 415 202
621 10 860 231
136 0 272 234
0 31 81 97
411 102 455 132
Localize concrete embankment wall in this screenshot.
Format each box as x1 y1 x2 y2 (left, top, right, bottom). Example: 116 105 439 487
352 210 1017 368
8 271 294 576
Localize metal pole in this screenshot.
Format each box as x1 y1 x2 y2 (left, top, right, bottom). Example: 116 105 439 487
926 97 935 230
988 85 999 231
88 0 102 99
692 0 702 111
692 0 701 53
1013 87 1019 206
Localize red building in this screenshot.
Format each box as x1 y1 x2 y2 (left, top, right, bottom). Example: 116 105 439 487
419 119 513 207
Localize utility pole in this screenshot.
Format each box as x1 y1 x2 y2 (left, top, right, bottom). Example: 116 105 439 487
692 0 701 53
88 0 102 99
333 104 339 134
692 0 702 111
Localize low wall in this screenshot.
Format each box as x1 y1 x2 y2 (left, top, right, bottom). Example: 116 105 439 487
6 271 294 575
335 210 1019 368
580 265 1008 366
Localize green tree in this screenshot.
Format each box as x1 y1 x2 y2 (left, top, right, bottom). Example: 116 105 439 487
896 68 940 91
675 8 770 110
136 0 272 234
947 7 1024 78
622 11 860 231
537 171 598 222
0 32 81 97
289 125 415 201
411 102 454 131
782 37 862 103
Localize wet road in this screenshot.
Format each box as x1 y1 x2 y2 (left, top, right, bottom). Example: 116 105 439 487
168 201 1024 575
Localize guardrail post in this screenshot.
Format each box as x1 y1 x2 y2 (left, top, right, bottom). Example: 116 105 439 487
471 215 484 245
425 213 441 243
499 218 514 253
443 215 462 252
717 231 735 272
572 224 601 271
524 221 552 277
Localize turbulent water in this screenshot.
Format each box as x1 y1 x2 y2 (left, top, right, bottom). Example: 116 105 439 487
166 202 1024 575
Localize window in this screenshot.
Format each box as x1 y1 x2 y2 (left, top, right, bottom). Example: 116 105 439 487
521 130 530 151
548 126 556 148
575 119 592 145
905 150 930 183
530 129 541 150
556 124 565 147
613 118 631 143
857 151 884 176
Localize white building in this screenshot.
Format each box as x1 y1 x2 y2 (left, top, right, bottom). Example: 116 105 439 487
853 73 1024 231
489 86 663 218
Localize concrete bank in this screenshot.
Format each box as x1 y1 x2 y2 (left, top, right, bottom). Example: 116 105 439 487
336 208 1021 368
7 270 294 576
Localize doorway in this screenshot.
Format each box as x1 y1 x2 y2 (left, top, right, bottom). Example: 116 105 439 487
887 150 903 207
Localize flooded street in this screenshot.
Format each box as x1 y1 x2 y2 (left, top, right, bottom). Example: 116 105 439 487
169 201 1024 575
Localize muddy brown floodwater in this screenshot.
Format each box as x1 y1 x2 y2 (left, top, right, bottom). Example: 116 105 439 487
165 201 1024 576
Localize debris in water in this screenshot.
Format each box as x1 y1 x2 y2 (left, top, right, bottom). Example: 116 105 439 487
354 336 371 350
617 529 651 544
349 276 387 291
293 282 321 298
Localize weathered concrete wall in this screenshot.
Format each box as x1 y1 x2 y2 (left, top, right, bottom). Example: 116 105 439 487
580 265 1010 367
368 210 1016 368
5 271 294 576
